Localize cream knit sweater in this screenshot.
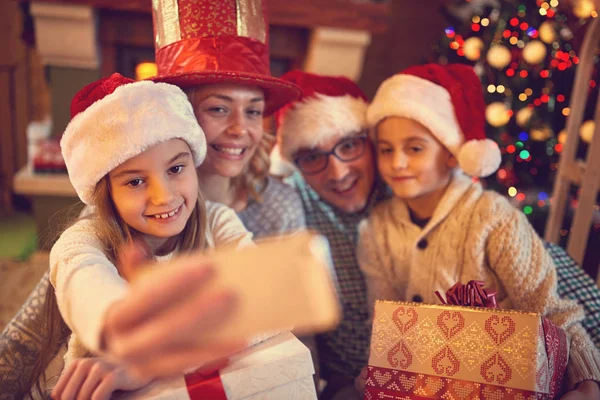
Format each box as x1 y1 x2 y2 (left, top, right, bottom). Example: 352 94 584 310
49 201 254 365
357 171 600 388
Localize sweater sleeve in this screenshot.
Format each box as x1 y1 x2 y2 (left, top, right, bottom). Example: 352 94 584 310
49 219 128 355
206 201 255 250
357 215 401 317
485 197 600 389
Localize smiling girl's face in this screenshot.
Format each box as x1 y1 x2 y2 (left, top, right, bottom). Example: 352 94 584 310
108 139 199 247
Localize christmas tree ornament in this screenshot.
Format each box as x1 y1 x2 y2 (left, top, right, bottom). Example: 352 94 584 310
580 120 596 143
516 106 534 127
485 102 511 127
464 37 485 61
539 21 557 44
558 129 568 144
486 44 511 69
522 40 547 65
572 0 597 19
530 125 553 141
560 26 574 41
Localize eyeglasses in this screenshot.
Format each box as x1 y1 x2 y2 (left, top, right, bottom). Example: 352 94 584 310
294 134 368 174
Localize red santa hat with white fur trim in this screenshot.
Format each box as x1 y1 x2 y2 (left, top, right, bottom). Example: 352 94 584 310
367 63 501 178
61 73 206 205
275 71 369 162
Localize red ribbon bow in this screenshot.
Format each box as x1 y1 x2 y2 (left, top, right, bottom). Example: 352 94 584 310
435 280 497 308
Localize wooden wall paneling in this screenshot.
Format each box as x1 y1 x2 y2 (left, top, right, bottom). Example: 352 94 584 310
267 0 389 33
98 9 154 48
14 57 30 172
0 2 21 68
269 25 310 75
28 48 51 122
26 0 390 33
100 45 117 78
98 9 154 77
0 1 29 213
359 0 447 97
0 69 15 212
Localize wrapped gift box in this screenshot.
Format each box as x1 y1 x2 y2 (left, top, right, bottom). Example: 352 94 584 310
364 301 568 400
119 332 316 400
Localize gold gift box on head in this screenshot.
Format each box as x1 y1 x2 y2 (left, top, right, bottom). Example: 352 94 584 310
365 300 568 400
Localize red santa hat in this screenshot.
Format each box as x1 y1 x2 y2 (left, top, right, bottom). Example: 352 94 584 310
61 73 206 205
275 71 369 162
367 63 501 178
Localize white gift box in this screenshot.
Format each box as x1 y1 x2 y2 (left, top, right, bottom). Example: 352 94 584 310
118 332 317 400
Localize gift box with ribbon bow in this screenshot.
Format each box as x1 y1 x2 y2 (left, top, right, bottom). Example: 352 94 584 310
364 282 569 400
120 332 317 400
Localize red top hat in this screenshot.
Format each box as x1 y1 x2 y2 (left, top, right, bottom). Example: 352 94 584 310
150 0 301 116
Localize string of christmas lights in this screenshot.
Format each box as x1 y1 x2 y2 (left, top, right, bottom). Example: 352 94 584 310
436 0 600 237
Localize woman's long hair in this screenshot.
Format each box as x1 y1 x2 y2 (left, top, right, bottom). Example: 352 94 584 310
27 176 207 397
233 130 274 203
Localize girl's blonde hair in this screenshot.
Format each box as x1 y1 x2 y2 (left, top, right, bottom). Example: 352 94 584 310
186 86 274 203
28 176 207 397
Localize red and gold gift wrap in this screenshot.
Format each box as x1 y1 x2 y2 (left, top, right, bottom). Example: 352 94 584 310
364 301 569 400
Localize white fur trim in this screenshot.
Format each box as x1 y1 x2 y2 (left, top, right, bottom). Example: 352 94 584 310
458 139 502 178
277 94 368 161
61 81 206 205
269 143 298 176
367 74 464 156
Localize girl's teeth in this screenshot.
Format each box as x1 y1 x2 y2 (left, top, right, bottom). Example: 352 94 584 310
153 207 179 219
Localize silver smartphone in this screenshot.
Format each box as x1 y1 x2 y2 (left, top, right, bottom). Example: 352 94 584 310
201 231 342 343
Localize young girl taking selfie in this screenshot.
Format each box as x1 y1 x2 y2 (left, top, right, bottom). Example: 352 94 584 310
30 73 253 399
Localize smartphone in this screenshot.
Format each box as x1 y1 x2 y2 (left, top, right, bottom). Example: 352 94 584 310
200 231 342 343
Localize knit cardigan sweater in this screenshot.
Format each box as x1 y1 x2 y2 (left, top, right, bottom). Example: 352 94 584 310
357 172 600 388
49 201 254 365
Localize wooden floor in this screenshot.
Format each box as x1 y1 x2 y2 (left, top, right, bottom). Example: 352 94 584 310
0 252 48 329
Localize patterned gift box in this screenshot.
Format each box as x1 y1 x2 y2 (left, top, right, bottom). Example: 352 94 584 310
365 301 568 400
119 332 317 399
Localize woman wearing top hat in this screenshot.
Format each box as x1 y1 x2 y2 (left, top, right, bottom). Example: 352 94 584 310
1 1 313 398
149 0 305 237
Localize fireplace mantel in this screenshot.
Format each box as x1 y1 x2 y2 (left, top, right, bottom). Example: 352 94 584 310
26 0 385 82
24 0 390 33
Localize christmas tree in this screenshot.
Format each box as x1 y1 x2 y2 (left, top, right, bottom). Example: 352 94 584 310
434 0 599 240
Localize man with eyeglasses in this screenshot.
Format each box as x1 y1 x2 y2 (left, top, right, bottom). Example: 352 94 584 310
274 70 600 400
275 71 388 400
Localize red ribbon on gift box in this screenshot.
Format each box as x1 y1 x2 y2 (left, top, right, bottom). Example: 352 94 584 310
185 369 227 400
435 280 497 308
